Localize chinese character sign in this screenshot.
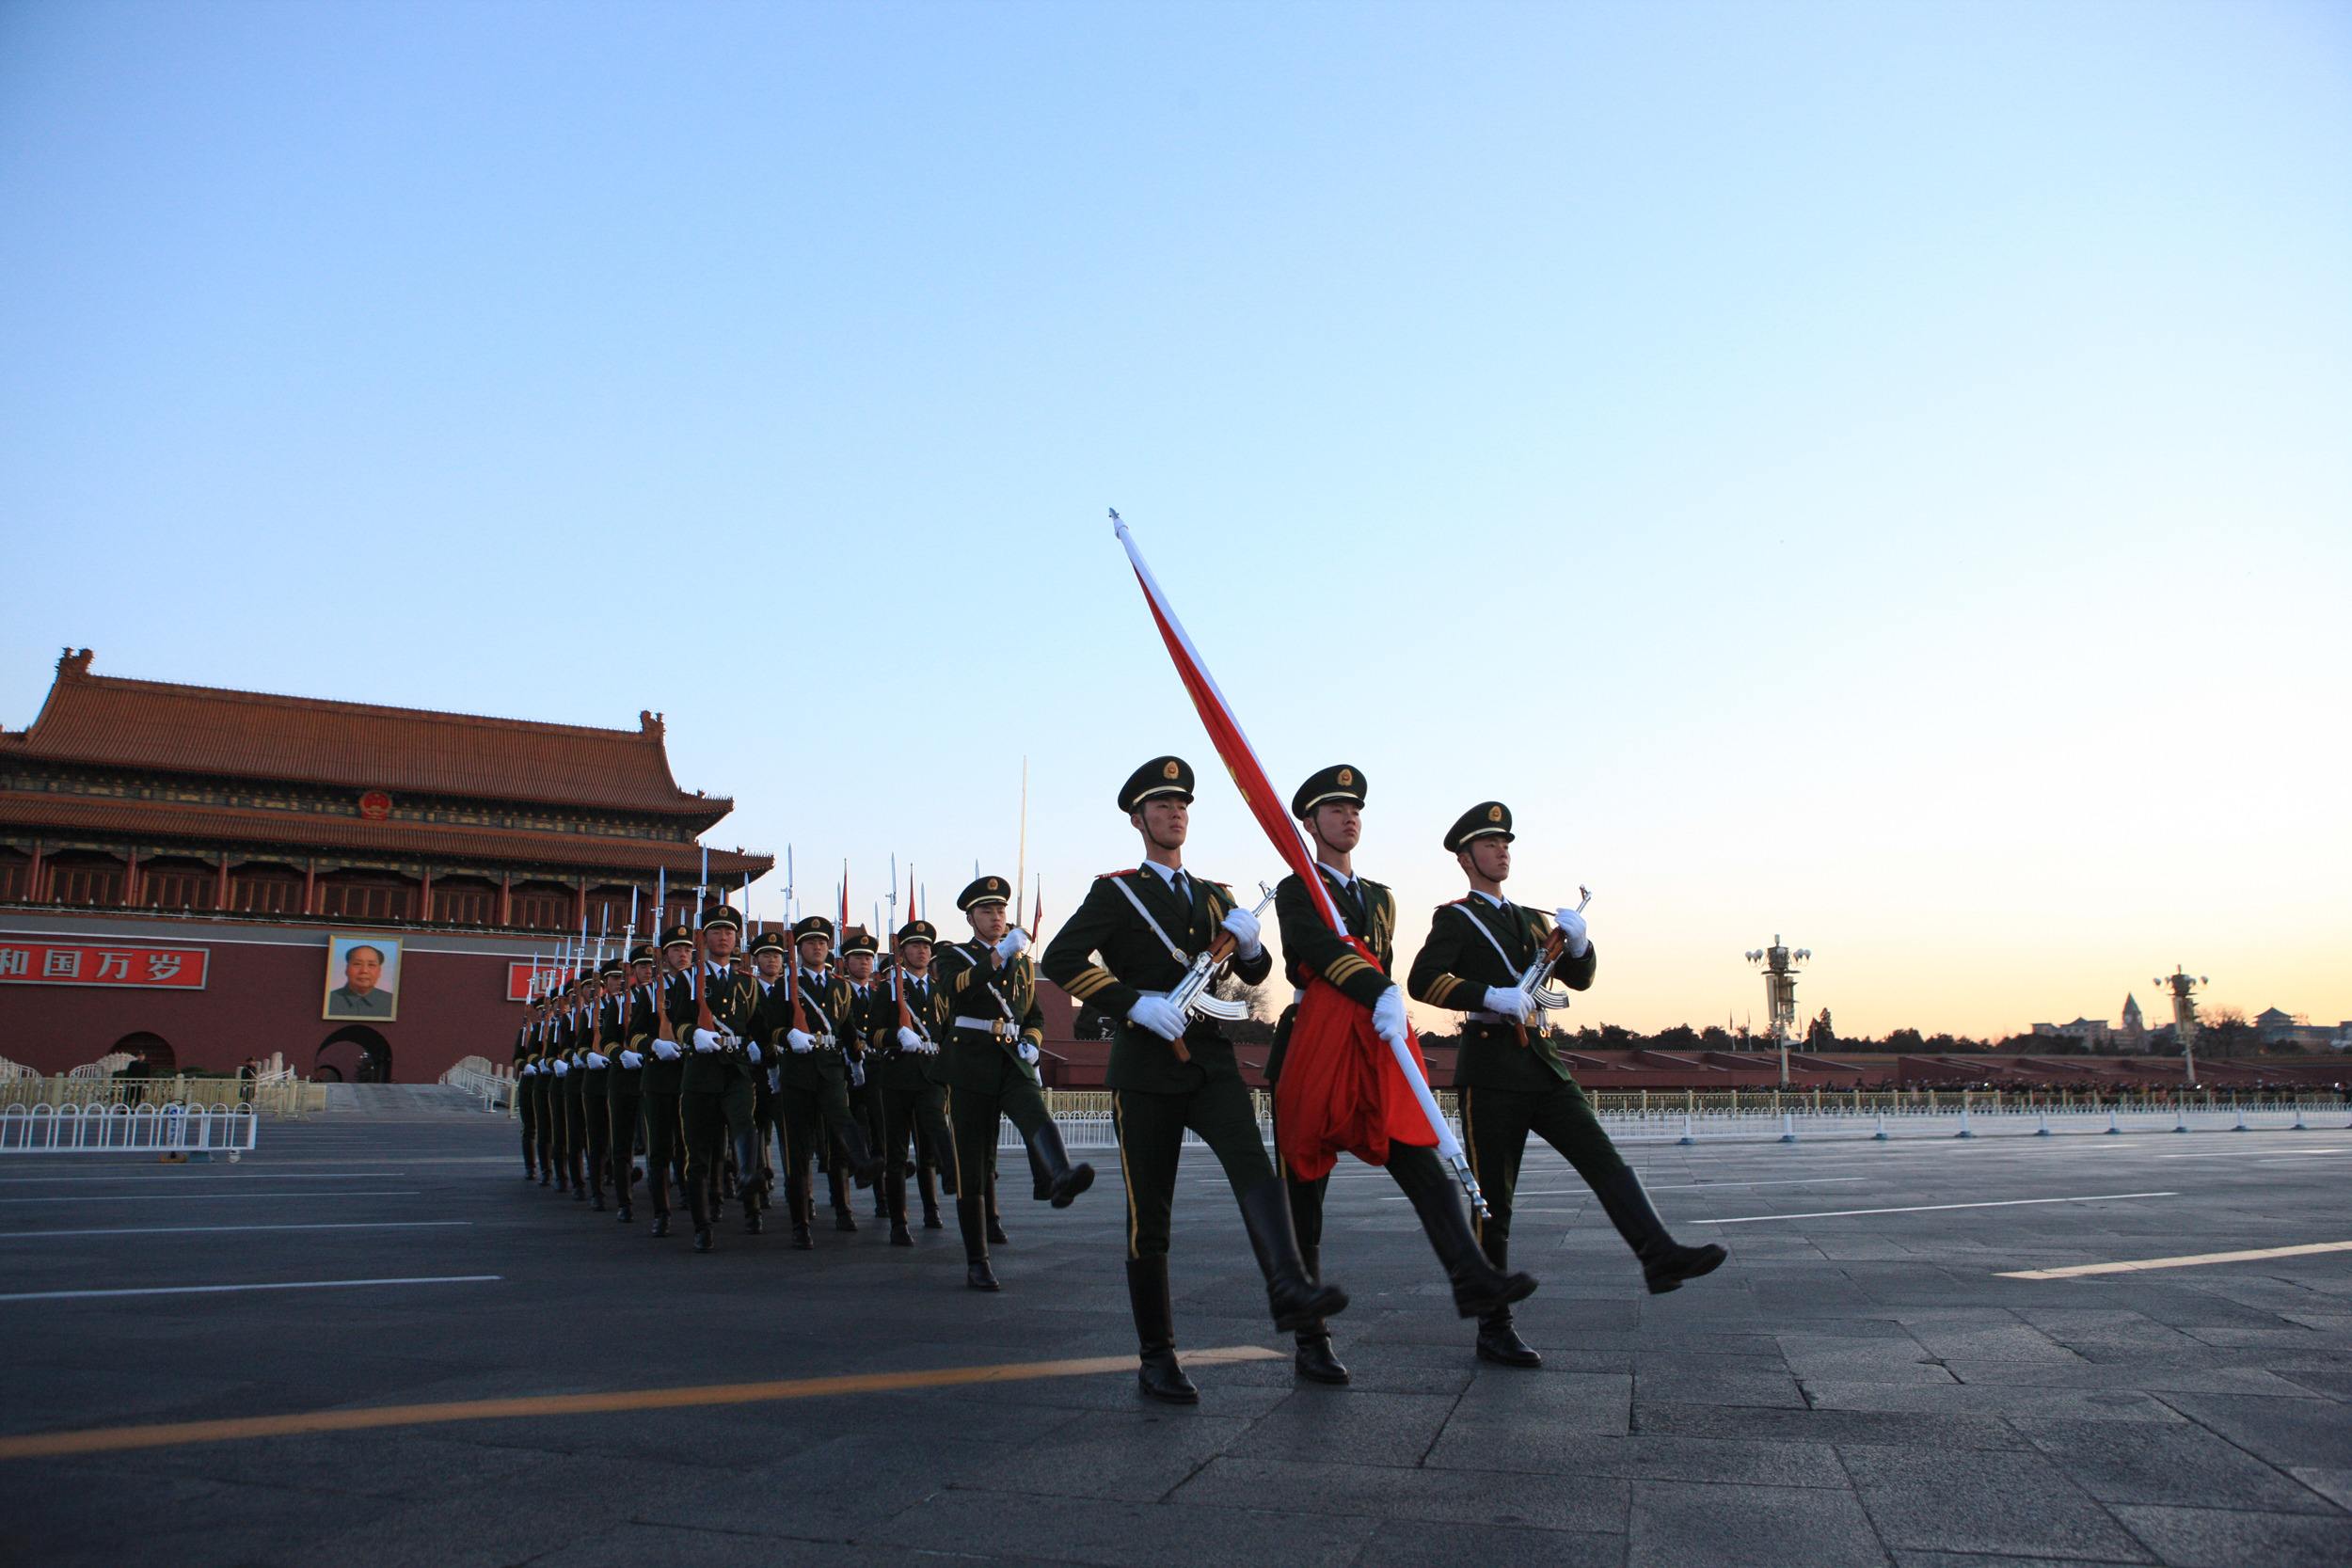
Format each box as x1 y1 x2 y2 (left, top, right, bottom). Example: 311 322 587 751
0 941 210 990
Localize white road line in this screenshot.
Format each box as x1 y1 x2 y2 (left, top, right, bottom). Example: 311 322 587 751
0 1222 473 1242
2157 1148 2352 1160
0 1191 420 1206
1689 1192 2178 1225
0 1173 407 1186
1999 1242 2352 1280
1380 1175 1873 1202
0 1275 501 1304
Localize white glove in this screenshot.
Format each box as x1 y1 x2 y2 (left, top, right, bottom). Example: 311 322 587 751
767 1068 782 1092
619 1051 643 1070
744 1041 761 1064
1484 986 1535 1022
993 927 1030 962
1017 1040 1040 1066
653 1038 681 1061
1553 908 1590 958
849 1057 867 1086
552 1059 569 1076
1127 993 1186 1041
691 1028 723 1054
585 1053 609 1069
1219 905 1263 958
1372 986 1409 1046
788 1029 817 1054
898 1026 925 1051
520 1063 536 1077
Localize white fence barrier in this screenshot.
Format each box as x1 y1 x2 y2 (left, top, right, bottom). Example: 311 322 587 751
997 1099 2350 1153
0 1101 259 1157
438 1058 513 1114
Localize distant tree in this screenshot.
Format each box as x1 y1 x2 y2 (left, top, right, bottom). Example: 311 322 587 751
1652 1024 1701 1053
1699 1025 1734 1051
2200 1006 2254 1059
1884 1028 1926 1053
1805 1008 1836 1050
1597 1022 1639 1050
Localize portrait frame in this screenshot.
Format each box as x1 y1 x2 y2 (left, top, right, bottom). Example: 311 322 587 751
323 932 403 1022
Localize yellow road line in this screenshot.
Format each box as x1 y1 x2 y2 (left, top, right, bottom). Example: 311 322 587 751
1999 1240 2352 1280
0 1344 1283 1461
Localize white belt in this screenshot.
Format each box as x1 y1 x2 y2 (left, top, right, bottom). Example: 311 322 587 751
952 1016 1022 1039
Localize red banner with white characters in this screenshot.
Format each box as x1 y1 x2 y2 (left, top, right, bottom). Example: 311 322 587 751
0 940 209 990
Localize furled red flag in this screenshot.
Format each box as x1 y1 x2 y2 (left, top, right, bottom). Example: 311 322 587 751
1111 515 1487 1211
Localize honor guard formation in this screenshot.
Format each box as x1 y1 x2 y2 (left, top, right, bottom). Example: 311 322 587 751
508 756 1725 1402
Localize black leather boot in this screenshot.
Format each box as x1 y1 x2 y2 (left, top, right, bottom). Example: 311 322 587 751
1472 1232 1543 1368
1392 1149 1537 1319
1024 1119 1096 1209
1593 1166 1728 1294
1125 1256 1198 1404
693 1227 713 1253
959 1196 999 1291
1291 1246 1351 1385
919 1163 946 1227
1237 1179 1350 1332
650 1211 669 1238
616 1204 632 1224
788 1167 814 1250
985 1171 1009 1246
888 1166 914 1245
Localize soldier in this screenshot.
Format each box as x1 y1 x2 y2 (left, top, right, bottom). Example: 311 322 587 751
668 905 762 1254
608 942 657 1225
529 997 559 1187
935 874 1094 1291
1406 800 1727 1367
1041 757 1343 1402
515 997 543 1180
1269 766 1539 1386
579 957 623 1213
641 924 695 1237
868 919 959 1246
744 927 793 1228
562 972 596 1199
827 927 887 1231
771 916 884 1250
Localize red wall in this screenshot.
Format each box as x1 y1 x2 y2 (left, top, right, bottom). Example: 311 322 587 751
1 917 524 1083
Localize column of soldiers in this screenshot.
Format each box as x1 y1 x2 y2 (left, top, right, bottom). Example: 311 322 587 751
507 752 1727 1401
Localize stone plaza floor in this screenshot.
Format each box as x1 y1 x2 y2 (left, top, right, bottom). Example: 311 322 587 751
2 1108 2347 1566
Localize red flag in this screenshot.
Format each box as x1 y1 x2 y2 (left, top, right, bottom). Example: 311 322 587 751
1113 515 1472 1190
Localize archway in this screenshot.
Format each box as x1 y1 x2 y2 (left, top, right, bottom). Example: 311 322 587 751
110 1032 175 1072
314 1025 393 1084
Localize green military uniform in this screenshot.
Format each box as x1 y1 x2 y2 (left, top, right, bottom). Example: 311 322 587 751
514 1013 540 1180
580 958 623 1212
934 874 1092 1291
743 927 790 1231
1038 756 1341 1403
869 920 959 1244
669 906 760 1252
641 925 694 1236
607 943 658 1225
826 929 888 1227
1270 765 1534 1386
561 975 595 1197
768 916 882 1249
1407 800 1724 1367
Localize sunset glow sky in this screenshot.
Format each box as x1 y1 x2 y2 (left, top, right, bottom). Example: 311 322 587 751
3 1 2345 1038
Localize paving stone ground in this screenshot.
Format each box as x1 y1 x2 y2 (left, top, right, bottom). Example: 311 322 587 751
3 1112 2348 1566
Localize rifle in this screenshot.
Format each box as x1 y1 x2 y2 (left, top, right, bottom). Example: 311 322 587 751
1152 882 1277 1064
1511 886 1595 1050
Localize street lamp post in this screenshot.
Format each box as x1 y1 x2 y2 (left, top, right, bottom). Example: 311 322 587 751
1746 936 1813 1089
2155 966 2207 1086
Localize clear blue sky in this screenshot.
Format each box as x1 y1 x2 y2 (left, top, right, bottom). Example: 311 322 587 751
4 1 2346 1037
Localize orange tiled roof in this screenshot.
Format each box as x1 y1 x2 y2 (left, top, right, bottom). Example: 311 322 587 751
8 651 724 820
0 789 772 879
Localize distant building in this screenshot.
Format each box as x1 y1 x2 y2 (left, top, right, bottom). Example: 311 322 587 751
2254 1006 2339 1051
2031 1015 2112 1046
2119 993 2146 1049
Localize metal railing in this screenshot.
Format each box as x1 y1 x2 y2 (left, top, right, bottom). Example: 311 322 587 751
0 1101 260 1156
0 1071 320 1117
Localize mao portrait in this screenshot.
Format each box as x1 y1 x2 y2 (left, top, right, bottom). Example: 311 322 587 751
324 934 401 1022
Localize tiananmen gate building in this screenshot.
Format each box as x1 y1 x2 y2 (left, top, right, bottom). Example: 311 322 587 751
0 649 772 1084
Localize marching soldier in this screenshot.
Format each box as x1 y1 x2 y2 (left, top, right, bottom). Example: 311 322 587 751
868 918 958 1245
828 927 887 1230
608 942 657 1225
668 905 762 1254
1406 800 1727 1367
562 971 596 1199
1040 757 1343 1402
516 998 544 1181
745 927 793 1228
934 874 1094 1291
641 924 694 1237
1269 767 1538 1386
580 957 623 1213
531 997 559 1188
771 916 884 1250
